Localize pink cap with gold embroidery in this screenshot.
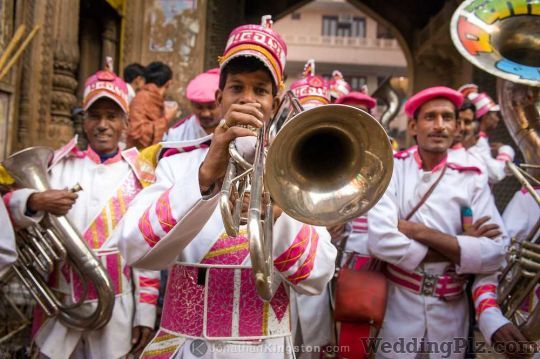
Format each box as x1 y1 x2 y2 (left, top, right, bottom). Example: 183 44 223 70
83 68 129 114
404 86 463 118
219 15 287 89
290 59 330 107
186 68 220 103
329 70 352 101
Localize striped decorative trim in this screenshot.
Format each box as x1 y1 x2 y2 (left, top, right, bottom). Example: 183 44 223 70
287 228 319 284
155 189 177 233
274 224 311 272
473 284 498 319
299 95 330 105
123 147 156 185
352 216 368 232
140 330 185 359
473 284 497 302
83 172 142 249
202 229 250 265
221 44 282 85
140 292 159 305
140 277 160 289
139 207 161 248
477 298 499 316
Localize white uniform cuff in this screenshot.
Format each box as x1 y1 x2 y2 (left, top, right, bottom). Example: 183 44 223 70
478 307 510 346
456 235 482 274
8 189 44 227
398 240 429 272
134 302 157 329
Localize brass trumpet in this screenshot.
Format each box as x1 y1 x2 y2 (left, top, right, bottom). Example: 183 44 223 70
220 91 394 300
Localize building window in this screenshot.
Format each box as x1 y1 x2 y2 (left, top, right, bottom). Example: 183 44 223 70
291 12 301 20
322 15 365 37
348 76 367 91
377 23 394 39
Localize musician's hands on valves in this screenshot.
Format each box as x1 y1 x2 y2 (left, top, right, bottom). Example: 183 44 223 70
199 102 263 191
27 189 78 216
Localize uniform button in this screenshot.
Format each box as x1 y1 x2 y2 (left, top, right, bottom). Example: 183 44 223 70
97 166 105 174
422 174 431 182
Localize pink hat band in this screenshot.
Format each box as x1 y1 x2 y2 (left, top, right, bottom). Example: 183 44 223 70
219 21 287 89
404 86 464 118
83 70 129 114
186 68 220 103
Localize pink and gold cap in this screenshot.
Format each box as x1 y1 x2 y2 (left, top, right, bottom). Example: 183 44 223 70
289 59 330 107
83 60 129 114
218 15 287 90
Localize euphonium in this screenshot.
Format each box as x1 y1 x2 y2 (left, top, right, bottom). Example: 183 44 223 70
220 91 394 300
0 147 114 335
451 0 540 339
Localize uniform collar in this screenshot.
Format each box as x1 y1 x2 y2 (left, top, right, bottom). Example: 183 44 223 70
413 150 447 172
86 146 123 164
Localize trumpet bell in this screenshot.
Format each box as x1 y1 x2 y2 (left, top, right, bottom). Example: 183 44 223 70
266 104 394 226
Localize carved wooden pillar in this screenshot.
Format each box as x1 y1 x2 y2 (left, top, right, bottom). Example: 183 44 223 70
50 0 80 143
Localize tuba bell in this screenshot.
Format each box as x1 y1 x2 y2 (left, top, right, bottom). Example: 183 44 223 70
0 146 114 339
220 91 394 300
451 0 540 340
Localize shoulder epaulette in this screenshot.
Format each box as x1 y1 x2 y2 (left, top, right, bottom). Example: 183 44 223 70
159 142 211 160
393 149 411 160
122 146 157 188
171 115 191 129
50 135 84 168
447 162 482 174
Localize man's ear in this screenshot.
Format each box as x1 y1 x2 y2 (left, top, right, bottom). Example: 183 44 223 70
407 118 417 137
215 89 223 106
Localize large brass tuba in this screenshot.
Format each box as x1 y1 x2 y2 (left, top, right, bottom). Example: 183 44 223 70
0 147 114 337
220 91 394 300
451 0 540 340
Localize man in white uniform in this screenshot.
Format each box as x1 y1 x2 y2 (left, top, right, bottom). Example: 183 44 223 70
503 184 539 243
117 16 337 359
4 69 159 358
163 68 220 142
458 84 515 184
368 86 522 358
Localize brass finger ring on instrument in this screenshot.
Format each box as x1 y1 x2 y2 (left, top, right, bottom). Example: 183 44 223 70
70 183 83 193
219 119 230 130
